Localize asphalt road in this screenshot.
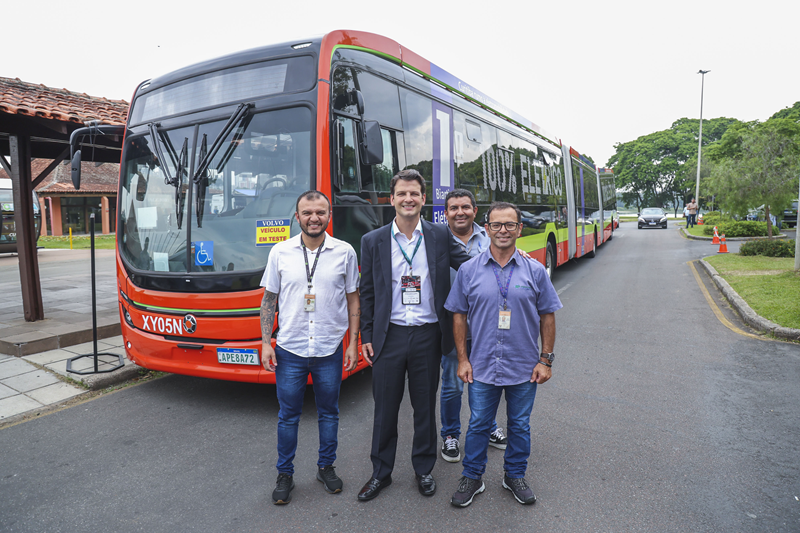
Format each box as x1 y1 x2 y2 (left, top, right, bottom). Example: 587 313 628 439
1 225 799 532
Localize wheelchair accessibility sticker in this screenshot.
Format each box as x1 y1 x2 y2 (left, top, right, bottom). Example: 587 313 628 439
194 241 214 266
256 218 291 247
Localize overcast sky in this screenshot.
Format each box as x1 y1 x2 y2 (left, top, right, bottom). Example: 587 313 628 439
5 0 797 166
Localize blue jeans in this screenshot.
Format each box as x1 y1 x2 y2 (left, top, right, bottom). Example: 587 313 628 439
274 344 343 475
440 340 497 439
461 379 537 479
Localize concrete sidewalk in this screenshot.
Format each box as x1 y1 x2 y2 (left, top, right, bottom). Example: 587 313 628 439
0 335 144 423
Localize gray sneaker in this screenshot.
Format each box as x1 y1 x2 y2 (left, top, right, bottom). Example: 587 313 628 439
502 474 536 504
317 465 343 493
272 473 295 504
489 427 508 450
451 476 485 507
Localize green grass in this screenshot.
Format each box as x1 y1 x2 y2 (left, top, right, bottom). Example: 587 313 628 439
38 235 117 250
705 254 800 329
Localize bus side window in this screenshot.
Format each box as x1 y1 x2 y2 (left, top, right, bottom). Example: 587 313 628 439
335 117 360 193
360 128 396 193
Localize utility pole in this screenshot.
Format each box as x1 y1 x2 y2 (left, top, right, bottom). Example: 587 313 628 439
695 70 710 205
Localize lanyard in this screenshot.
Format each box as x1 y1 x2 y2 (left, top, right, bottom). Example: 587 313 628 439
491 261 515 310
393 230 422 275
301 237 325 291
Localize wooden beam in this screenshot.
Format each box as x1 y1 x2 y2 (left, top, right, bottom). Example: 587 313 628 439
9 135 44 321
32 147 69 188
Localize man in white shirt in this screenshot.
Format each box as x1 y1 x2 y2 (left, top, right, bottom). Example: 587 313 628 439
260 191 360 505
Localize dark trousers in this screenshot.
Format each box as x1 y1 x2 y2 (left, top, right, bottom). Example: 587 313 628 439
370 322 441 480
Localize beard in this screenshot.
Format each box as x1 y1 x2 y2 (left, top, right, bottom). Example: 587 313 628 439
300 221 327 239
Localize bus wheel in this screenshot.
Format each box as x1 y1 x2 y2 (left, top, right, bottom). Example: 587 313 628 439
545 241 555 280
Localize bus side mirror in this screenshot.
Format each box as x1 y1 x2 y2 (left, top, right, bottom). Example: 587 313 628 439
71 150 82 190
360 121 383 166
348 89 365 116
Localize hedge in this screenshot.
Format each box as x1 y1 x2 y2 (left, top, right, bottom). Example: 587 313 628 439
703 221 768 237
739 239 796 258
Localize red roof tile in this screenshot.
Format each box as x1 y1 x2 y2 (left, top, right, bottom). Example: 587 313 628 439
0 77 129 125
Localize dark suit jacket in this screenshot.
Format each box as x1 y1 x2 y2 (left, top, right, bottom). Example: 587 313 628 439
360 219 472 359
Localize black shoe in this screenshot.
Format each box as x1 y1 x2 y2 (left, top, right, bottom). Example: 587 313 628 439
317 465 343 494
450 475 485 507
272 473 294 505
502 474 536 505
488 427 508 450
441 436 461 462
416 473 436 496
357 476 392 501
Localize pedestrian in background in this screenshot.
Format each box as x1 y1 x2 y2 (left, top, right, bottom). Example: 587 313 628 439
686 198 698 228
260 190 360 504
445 201 562 508
440 189 506 465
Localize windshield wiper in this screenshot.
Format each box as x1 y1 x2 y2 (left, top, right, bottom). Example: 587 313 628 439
147 123 188 230
195 134 207 228
193 102 252 183
192 102 252 229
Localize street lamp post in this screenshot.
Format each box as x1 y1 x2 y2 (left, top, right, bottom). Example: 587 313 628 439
695 69 710 205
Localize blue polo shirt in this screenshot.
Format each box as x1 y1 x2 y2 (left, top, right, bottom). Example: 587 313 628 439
445 249 562 386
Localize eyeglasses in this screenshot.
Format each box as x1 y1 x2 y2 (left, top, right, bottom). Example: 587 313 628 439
488 222 520 231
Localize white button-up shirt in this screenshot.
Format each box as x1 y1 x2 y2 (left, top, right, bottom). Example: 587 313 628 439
260 234 359 358
390 219 437 326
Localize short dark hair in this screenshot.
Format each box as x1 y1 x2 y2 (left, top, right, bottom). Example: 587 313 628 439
295 190 331 213
445 189 476 210
390 169 426 196
486 201 521 223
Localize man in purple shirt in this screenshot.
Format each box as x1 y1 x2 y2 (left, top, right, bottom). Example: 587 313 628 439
444 201 562 508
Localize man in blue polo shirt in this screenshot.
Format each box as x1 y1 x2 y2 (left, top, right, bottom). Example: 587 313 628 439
445 201 562 508
440 189 506 463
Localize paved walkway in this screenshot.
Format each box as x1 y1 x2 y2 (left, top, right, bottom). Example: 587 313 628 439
0 249 138 424
0 335 139 422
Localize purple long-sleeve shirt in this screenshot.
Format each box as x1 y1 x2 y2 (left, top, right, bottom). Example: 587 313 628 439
445 249 562 386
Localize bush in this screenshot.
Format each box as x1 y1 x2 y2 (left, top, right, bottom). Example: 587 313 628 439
739 239 796 257
716 221 768 238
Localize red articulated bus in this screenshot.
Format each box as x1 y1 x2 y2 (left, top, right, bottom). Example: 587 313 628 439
71 30 615 383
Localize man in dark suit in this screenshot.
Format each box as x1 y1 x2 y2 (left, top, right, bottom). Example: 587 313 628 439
357 169 471 501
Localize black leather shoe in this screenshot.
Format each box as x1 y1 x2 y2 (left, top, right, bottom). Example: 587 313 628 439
357 476 392 501
416 473 436 496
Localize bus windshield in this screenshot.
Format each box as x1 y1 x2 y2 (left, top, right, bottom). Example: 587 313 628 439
119 106 312 274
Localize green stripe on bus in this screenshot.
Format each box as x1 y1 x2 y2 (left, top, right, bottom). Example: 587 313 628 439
132 301 260 314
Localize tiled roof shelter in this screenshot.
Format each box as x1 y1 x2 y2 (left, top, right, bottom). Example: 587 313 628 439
1 76 128 322
0 77 128 125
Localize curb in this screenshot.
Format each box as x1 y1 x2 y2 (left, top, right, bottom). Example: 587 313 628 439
681 228 788 241
75 362 146 391
698 259 800 341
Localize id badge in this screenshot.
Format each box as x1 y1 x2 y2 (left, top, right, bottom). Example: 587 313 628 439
304 294 316 312
401 275 421 305
498 310 511 330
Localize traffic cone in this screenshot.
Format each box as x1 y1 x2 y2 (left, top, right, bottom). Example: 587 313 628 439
711 226 720 245
717 234 728 253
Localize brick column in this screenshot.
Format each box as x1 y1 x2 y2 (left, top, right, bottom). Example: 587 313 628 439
50 197 63 236
38 197 47 236
101 196 110 235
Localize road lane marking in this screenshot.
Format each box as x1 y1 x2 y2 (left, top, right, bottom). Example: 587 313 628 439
557 283 572 296
687 260 767 342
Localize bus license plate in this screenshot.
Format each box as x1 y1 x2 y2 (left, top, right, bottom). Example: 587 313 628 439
217 348 260 366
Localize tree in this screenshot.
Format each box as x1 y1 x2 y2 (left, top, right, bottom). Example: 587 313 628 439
770 101 800 122
607 118 737 213
706 119 800 238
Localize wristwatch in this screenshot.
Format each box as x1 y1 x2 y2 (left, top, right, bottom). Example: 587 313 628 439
540 352 555 365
